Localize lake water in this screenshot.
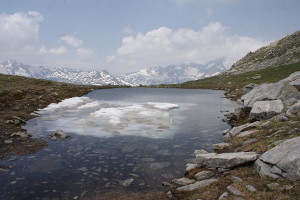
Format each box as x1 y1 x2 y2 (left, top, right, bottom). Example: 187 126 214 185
0 88 237 199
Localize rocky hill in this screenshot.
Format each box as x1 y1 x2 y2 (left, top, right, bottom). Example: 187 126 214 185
226 30 300 74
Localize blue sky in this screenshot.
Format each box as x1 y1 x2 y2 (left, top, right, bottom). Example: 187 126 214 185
1 0 300 74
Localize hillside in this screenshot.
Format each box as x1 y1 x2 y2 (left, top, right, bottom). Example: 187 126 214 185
226 30 300 74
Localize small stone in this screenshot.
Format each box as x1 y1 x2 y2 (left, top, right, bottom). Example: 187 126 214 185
218 192 229 200
218 168 231 172
266 182 280 190
162 182 174 188
4 139 13 144
231 176 242 182
119 178 134 187
194 171 214 181
172 177 196 186
284 185 293 190
227 185 244 196
245 185 257 192
166 191 173 198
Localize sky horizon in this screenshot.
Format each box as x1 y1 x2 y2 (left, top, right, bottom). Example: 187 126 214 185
1 0 300 74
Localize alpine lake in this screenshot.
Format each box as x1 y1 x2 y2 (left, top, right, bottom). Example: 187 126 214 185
1 88 238 199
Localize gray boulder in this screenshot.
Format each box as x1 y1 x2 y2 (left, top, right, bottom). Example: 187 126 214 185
278 71 300 92
195 152 259 169
255 136 300 181
241 82 300 108
250 100 284 120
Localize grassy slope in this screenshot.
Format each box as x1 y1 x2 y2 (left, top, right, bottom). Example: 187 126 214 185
151 62 300 100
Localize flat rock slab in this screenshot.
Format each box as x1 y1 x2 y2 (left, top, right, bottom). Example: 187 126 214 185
256 136 300 181
176 178 218 192
194 171 214 181
172 177 196 186
195 152 259 169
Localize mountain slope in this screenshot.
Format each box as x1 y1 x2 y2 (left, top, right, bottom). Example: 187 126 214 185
0 60 131 86
226 30 300 74
120 59 226 86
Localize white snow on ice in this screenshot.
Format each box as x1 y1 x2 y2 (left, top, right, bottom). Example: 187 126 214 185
33 97 180 138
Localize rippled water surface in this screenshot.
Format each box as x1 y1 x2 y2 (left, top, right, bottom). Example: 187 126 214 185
1 88 237 199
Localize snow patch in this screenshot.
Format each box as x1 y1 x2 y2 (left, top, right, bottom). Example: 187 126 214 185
33 97 180 139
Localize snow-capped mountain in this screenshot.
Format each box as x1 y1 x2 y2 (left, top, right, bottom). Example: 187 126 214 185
0 59 226 86
0 60 130 85
120 59 226 86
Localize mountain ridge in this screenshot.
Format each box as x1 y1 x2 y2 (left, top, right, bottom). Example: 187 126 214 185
0 59 226 86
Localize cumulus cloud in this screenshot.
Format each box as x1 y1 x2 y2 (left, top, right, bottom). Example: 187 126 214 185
61 35 83 47
76 47 94 58
49 46 68 55
0 11 43 53
108 22 268 72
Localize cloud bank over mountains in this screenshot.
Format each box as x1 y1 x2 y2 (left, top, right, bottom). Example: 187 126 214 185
0 11 268 74
108 22 268 73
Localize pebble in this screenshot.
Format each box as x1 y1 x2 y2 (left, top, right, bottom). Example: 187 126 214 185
4 139 13 144
245 184 257 192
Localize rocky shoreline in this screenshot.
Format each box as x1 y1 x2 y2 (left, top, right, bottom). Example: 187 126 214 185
166 72 300 200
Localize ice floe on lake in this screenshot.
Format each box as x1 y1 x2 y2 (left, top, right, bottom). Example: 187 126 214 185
33 97 180 138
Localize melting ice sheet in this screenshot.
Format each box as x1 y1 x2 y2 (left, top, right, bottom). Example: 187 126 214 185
33 97 180 138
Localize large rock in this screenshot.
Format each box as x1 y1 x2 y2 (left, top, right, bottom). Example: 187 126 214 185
241 82 300 108
195 152 259 169
250 100 284 120
280 71 300 85
176 178 218 192
255 136 300 181
224 122 260 141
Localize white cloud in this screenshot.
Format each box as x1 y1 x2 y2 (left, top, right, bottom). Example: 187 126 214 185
108 22 268 72
61 35 83 47
49 46 68 55
76 47 94 58
0 11 43 53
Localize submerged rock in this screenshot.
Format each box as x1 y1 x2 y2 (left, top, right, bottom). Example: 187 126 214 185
119 178 134 187
49 129 70 140
195 152 259 169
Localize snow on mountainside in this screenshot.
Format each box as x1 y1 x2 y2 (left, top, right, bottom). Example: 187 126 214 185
120 59 226 86
0 59 226 86
0 60 130 86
